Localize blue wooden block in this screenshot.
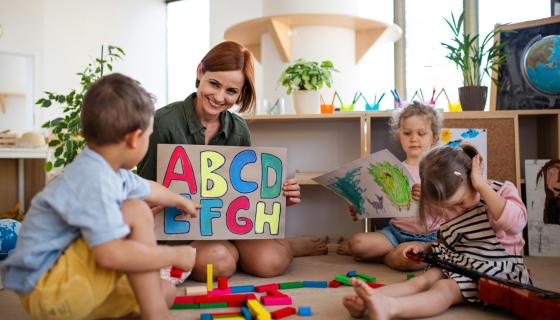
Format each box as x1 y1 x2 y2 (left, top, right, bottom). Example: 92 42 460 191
241 306 253 320
230 285 256 293
346 270 358 277
302 280 328 288
200 314 212 320
298 306 312 316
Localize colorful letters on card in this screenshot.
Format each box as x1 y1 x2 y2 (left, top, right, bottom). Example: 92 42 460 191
155 144 287 240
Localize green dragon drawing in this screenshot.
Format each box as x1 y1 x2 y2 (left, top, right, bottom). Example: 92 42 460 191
367 161 411 209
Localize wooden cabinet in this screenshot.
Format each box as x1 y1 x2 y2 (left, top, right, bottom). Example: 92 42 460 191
244 110 560 239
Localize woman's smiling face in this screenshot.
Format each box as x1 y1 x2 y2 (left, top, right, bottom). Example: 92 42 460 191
196 66 244 118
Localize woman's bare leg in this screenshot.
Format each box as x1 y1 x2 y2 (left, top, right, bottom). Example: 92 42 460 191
347 232 394 261
189 240 239 282
233 239 292 277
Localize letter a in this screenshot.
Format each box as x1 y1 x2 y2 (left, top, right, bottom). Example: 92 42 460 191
162 146 197 194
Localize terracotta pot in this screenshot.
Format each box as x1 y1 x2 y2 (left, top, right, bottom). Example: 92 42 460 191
458 86 487 111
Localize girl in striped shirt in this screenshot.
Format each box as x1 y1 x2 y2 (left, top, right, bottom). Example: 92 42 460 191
343 145 531 319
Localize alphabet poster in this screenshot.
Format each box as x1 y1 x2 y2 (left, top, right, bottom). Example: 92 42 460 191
155 144 287 240
526 159 560 256
313 149 417 219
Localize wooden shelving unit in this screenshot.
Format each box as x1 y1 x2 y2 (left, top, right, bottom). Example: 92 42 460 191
224 14 402 63
243 110 560 238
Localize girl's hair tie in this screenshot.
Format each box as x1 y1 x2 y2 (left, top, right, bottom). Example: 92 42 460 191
454 171 462 176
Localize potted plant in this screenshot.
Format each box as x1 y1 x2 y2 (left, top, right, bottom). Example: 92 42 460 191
278 59 336 114
441 12 508 111
37 45 124 172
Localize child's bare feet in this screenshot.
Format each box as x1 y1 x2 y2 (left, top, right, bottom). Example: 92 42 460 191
287 236 328 256
342 294 366 318
352 278 394 320
337 239 352 255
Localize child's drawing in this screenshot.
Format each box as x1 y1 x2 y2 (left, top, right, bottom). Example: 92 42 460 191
314 149 417 219
438 128 488 178
366 194 385 216
327 167 366 217
367 162 411 209
526 159 560 257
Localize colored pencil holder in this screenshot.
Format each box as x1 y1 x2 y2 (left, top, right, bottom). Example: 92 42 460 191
321 103 334 114
340 104 354 112
448 101 462 112
365 102 380 111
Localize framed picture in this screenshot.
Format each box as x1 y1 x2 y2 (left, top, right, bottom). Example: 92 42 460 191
490 16 560 110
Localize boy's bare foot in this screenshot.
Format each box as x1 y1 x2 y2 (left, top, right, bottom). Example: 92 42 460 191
287 236 328 257
352 278 393 320
342 294 366 318
337 239 352 255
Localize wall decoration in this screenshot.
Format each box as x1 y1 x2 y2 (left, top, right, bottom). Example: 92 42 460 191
491 16 560 110
526 159 560 256
437 128 488 178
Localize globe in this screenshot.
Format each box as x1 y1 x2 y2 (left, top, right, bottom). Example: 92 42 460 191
522 35 560 96
0 219 21 260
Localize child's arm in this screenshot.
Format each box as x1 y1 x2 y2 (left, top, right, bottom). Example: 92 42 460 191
145 181 200 218
93 239 196 272
471 155 527 234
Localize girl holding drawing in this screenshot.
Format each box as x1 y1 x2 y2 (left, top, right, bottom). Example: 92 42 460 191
137 41 327 282
343 144 530 319
338 101 447 271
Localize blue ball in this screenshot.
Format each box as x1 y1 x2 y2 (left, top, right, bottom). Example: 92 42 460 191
0 219 21 260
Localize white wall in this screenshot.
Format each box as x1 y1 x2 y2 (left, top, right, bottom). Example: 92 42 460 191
0 0 167 130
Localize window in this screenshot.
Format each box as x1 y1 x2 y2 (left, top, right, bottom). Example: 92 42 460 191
405 0 463 109
167 0 209 104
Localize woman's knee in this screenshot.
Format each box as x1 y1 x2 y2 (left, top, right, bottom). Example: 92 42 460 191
191 241 238 281
237 241 292 278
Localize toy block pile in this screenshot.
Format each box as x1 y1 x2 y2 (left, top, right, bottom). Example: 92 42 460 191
171 265 383 319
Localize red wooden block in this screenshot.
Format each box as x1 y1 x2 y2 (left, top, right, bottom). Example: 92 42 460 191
227 301 245 307
194 293 249 304
211 311 242 317
170 267 184 278
246 294 257 300
173 295 196 304
261 295 292 306
266 289 286 296
208 288 231 295
255 283 280 293
366 282 385 289
218 277 229 290
329 280 343 288
271 306 296 319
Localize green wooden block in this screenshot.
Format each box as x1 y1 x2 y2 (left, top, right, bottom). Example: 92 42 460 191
279 281 304 289
335 274 352 285
356 274 376 283
407 273 415 280
199 302 229 309
171 303 199 310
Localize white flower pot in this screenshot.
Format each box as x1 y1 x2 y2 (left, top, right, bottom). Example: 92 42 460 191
292 90 320 114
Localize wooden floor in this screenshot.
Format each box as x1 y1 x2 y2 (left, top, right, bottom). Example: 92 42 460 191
1 253 559 319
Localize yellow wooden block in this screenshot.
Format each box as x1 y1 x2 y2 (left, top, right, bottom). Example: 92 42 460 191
213 317 245 320
247 299 270 318
207 263 213 291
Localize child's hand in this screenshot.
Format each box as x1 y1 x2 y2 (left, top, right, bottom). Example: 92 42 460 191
411 183 421 201
176 198 200 218
348 205 359 222
283 178 301 206
174 246 197 271
470 154 485 190
402 243 430 259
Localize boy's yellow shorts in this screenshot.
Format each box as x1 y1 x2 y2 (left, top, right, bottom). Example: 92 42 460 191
20 237 140 320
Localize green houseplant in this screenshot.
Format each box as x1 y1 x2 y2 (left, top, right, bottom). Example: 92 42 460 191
37 45 125 172
277 59 336 114
441 12 508 110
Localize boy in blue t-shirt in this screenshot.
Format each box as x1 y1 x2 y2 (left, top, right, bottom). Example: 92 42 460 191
0 73 199 320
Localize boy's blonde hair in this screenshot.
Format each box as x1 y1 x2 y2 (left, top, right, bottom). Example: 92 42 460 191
389 101 443 140
418 144 480 227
